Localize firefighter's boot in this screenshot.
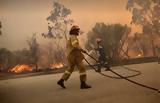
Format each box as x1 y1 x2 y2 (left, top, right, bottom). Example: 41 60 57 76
96 64 101 72
105 66 110 71
80 81 91 89
57 79 66 89
95 69 101 72
105 63 110 71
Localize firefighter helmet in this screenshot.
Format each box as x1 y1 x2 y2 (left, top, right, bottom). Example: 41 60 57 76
71 25 80 31
70 25 80 35
96 38 102 43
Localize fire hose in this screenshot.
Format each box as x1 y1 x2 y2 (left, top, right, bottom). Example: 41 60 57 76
83 52 160 93
84 58 141 79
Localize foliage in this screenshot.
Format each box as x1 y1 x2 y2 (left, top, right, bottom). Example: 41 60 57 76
0 34 40 71
0 48 14 71
126 0 160 36
27 33 39 69
126 0 160 56
43 1 73 40
42 1 74 65
13 49 31 65
85 23 131 59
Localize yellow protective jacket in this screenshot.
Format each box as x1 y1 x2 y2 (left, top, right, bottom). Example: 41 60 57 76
66 35 84 61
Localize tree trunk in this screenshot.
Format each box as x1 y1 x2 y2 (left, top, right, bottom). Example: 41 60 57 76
35 63 38 71
151 40 156 56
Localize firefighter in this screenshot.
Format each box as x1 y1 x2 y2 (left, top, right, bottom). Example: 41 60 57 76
95 38 110 72
57 25 91 89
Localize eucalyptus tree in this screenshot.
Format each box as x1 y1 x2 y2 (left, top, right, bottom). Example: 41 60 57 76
27 33 39 70
126 0 160 55
85 23 131 59
42 1 74 64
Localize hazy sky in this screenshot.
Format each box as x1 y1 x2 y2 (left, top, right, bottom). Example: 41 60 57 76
0 0 141 51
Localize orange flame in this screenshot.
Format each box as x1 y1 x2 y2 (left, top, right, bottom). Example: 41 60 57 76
9 64 33 73
50 63 63 69
137 50 144 57
137 54 142 57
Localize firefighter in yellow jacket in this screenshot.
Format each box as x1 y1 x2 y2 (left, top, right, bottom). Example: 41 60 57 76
57 25 91 89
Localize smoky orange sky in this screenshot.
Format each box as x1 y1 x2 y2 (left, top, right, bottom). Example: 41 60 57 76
0 0 141 51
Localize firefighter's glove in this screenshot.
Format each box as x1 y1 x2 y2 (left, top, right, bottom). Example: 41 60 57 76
81 49 87 53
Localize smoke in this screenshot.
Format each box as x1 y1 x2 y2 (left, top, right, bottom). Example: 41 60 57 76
38 42 67 69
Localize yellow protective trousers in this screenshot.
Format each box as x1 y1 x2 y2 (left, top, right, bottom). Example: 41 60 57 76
61 50 86 82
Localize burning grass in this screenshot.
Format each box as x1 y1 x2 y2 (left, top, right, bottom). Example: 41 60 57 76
50 63 64 69
9 64 34 73
8 62 64 74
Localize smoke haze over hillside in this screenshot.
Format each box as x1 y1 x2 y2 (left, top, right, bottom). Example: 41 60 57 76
0 0 141 51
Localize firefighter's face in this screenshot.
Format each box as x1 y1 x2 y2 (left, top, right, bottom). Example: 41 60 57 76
75 29 80 35
97 42 102 45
